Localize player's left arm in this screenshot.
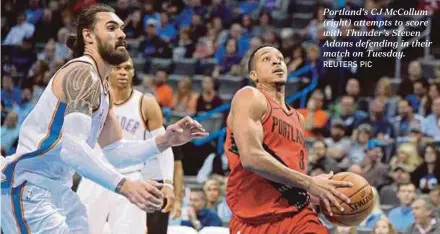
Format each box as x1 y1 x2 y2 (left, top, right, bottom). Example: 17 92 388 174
141 94 176 213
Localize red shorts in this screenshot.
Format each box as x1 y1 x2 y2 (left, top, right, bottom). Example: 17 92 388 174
229 208 328 234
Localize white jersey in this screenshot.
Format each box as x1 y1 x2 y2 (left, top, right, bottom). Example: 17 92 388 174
112 90 162 180
1 55 110 189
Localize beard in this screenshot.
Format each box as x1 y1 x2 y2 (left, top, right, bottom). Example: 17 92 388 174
96 36 129 65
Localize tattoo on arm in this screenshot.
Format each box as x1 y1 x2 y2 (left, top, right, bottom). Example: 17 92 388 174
62 64 100 116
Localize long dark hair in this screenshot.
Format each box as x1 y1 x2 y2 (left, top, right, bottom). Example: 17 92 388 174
66 4 115 58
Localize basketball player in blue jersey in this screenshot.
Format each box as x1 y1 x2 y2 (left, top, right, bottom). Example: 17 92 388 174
77 57 177 234
0 4 207 234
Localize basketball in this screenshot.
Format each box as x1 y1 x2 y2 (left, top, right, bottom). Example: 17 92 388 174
321 172 375 227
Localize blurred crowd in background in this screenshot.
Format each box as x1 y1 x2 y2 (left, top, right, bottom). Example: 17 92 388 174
2 0 440 233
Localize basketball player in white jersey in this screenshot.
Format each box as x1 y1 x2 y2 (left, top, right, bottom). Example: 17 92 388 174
77 57 176 234
0 4 207 234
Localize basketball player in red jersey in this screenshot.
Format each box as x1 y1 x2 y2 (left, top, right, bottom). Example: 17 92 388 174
225 45 352 233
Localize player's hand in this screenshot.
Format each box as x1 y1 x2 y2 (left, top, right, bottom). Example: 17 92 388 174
171 200 182 219
119 180 164 213
308 171 352 216
161 185 175 213
162 117 209 147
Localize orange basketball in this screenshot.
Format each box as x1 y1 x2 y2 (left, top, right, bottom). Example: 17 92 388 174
321 172 375 227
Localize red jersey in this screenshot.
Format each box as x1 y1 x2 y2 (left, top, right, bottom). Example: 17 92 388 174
225 91 310 222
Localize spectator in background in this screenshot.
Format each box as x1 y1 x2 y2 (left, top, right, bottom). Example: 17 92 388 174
142 1 160 28
375 77 399 119
29 70 50 104
239 36 263 76
209 0 232 27
429 186 440 218
196 76 223 114
298 89 329 139
173 28 195 60
1 111 19 155
37 41 56 70
325 120 352 170
27 60 50 87
407 80 429 114
13 87 34 126
349 123 373 164
392 99 425 139
361 98 396 141
3 12 35 46
216 23 249 59
252 10 274 37
154 69 173 108
380 164 412 207
345 78 370 113
359 187 386 229
124 9 144 40
181 189 222 231
420 83 440 116
388 182 417 232
372 218 398 234
203 178 232 222
138 19 172 59
10 37 37 74
262 30 280 48
390 143 422 173
308 140 339 174
240 14 253 39
406 195 439 234
158 12 177 42
54 27 71 60
399 60 425 97
204 179 222 210
209 17 228 47
411 144 440 194
115 0 131 21
189 14 207 43
329 95 367 137
287 45 306 74
213 38 241 77
193 30 215 60
33 9 58 43
134 74 155 95
361 140 390 190
422 97 440 140
1 74 22 110
171 76 198 115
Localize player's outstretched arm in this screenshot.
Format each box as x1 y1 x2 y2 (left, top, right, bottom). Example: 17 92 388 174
98 105 208 169
59 64 163 212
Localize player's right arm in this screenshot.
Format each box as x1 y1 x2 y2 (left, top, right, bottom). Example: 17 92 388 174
58 63 163 212
231 87 351 215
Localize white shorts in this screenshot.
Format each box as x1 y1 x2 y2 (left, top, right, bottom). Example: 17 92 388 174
1 181 89 234
76 171 146 234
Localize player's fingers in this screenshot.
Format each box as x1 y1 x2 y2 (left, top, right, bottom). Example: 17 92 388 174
162 198 173 213
331 180 353 188
138 187 163 208
321 196 333 216
331 188 351 204
177 116 194 128
326 191 344 213
191 120 203 130
192 132 209 138
144 183 164 200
